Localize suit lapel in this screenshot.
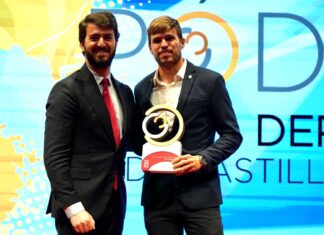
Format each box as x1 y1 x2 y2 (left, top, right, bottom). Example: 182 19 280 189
141 76 155 112
177 62 196 112
141 63 195 113
77 64 116 146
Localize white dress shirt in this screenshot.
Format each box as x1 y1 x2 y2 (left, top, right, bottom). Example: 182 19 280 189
150 59 187 129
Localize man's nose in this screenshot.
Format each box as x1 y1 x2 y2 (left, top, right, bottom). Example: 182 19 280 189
161 38 168 47
97 37 105 47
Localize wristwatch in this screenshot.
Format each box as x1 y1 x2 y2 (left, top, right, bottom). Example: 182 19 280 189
198 155 208 168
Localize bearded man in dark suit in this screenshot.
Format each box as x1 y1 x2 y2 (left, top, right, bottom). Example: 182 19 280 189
44 11 135 235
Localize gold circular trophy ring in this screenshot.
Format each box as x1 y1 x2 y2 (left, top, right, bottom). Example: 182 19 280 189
142 104 184 147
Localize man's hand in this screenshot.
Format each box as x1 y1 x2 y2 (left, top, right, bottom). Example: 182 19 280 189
70 210 95 233
172 154 203 176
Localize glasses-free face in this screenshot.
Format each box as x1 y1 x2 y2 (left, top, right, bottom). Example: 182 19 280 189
149 28 185 67
80 23 117 70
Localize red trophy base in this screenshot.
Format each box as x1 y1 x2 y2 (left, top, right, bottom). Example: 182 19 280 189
141 141 182 173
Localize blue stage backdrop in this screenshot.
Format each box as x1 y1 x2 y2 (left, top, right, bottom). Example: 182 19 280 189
0 0 323 234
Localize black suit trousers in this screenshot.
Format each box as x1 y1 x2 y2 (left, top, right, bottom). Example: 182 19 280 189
144 198 223 235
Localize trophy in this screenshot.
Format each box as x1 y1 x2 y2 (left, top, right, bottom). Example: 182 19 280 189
141 104 184 173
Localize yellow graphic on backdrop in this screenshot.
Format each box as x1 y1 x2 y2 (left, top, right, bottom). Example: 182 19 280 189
0 124 24 223
0 1 94 233
0 0 94 80
0 124 44 234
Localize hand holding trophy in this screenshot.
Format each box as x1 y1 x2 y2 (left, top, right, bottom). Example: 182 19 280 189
141 104 184 173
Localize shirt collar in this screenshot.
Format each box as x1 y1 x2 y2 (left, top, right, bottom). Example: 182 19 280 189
153 59 187 87
87 65 112 86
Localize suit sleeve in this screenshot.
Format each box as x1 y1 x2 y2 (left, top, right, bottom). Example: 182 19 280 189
128 84 147 156
44 81 81 209
128 104 145 156
198 74 243 172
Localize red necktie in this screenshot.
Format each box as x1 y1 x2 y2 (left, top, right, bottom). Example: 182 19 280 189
102 78 120 146
102 78 120 189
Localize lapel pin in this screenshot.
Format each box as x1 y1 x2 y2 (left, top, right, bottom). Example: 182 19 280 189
188 75 192 79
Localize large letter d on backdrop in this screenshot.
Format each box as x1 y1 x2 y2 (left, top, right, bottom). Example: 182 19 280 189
258 13 323 92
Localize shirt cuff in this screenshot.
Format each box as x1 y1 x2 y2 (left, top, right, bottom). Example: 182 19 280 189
64 202 85 219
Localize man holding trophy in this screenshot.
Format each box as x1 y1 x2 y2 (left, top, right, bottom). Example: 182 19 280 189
134 15 243 235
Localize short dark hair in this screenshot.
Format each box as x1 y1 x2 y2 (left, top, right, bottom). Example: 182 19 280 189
147 16 183 46
79 11 120 43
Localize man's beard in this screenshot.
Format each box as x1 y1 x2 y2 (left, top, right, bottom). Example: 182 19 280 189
156 51 181 67
84 48 116 69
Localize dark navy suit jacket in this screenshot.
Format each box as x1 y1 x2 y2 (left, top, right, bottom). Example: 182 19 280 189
44 64 135 220
134 61 243 209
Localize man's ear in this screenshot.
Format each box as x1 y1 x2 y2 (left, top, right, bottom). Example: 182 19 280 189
80 42 85 55
149 44 153 54
180 38 185 49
